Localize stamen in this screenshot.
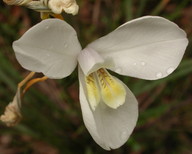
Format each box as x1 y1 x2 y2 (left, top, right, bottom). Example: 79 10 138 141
85 73 100 110
96 68 126 109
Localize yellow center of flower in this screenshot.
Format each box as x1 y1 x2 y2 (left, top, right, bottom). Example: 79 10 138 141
85 68 126 110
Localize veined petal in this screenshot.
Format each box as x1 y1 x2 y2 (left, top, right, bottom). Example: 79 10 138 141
87 16 188 80
85 73 100 110
78 68 138 150
13 19 82 79
96 69 126 109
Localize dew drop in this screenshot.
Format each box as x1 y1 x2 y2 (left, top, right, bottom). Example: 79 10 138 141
156 72 162 78
141 61 146 66
120 131 127 140
133 62 137 66
166 67 174 74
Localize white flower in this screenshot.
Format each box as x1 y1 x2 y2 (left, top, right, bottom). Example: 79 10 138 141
12 16 188 150
48 0 79 15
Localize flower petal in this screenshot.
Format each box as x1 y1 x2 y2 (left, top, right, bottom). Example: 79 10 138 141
96 69 126 109
85 73 101 111
87 16 188 80
13 19 82 79
78 48 114 75
78 68 138 150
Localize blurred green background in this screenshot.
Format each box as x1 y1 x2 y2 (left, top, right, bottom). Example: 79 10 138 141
0 0 192 153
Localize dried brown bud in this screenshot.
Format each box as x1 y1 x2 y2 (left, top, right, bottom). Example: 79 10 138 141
48 0 79 15
0 90 22 127
0 103 22 127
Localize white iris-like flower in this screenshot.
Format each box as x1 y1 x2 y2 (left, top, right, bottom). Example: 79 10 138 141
12 16 188 150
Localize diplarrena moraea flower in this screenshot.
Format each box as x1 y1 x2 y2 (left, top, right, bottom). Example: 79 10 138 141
12 16 188 150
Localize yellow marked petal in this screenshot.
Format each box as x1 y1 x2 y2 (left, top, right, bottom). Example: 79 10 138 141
85 73 100 110
97 69 126 109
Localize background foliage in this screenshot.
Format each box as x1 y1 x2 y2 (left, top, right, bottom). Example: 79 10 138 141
0 0 192 153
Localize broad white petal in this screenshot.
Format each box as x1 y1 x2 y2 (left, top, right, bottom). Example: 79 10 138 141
78 68 138 150
78 48 104 75
13 19 82 79
87 16 188 80
78 48 114 75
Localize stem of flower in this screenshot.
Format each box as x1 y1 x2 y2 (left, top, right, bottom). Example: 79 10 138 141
18 72 35 88
22 76 48 96
50 13 64 20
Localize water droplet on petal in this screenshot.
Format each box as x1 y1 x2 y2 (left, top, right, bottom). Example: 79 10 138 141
156 72 162 78
120 131 127 140
141 61 146 66
166 67 174 74
133 62 137 66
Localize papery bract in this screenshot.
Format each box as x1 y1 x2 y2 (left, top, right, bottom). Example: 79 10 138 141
48 0 79 15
